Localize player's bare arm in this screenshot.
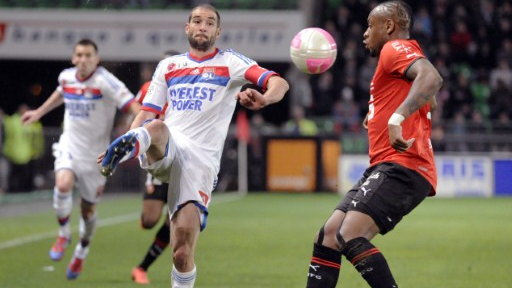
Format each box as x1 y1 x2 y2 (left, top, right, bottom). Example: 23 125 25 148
21 90 64 124
388 58 443 152
236 76 289 111
130 109 158 129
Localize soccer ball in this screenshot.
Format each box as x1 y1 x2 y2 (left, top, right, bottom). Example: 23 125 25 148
290 27 337 74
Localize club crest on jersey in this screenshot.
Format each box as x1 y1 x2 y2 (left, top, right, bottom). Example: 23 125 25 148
201 70 215 80
167 63 176 71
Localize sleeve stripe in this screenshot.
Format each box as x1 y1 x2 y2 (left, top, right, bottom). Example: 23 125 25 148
142 103 163 114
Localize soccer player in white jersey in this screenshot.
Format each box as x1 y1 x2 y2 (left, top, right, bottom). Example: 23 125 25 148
98 4 289 287
22 38 140 280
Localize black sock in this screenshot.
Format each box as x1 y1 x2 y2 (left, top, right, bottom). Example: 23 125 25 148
306 243 342 288
342 237 398 288
138 223 170 271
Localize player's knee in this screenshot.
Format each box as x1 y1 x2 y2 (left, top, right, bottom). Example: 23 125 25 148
172 243 193 269
140 215 159 229
145 120 168 143
80 200 95 220
317 221 342 248
55 182 72 194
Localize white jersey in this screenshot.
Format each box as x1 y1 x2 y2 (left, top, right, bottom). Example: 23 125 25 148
142 49 277 173
56 66 135 160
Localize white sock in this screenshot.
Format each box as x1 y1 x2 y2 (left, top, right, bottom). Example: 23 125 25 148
119 127 151 163
73 243 90 260
171 265 196 288
53 187 72 238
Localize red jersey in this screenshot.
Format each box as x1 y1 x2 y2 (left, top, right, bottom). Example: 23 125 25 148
136 81 167 119
367 39 437 195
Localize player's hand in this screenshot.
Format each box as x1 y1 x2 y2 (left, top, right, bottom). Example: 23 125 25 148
236 88 268 111
97 152 106 164
21 110 41 125
388 124 415 152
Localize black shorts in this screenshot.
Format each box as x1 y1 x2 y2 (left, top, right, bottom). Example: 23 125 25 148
143 182 169 203
336 162 432 234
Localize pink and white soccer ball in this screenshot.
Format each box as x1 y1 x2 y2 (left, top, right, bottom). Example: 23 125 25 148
290 27 337 74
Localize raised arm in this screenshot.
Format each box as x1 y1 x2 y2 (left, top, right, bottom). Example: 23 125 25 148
21 90 64 124
388 58 443 152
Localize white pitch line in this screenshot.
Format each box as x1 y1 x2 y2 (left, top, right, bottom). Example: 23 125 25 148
0 193 244 251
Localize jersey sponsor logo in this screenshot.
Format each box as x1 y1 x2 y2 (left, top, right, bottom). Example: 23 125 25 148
169 86 216 111
65 102 96 118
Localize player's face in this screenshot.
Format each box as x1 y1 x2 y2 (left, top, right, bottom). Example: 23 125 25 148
72 44 99 78
363 12 387 57
186 8 220 52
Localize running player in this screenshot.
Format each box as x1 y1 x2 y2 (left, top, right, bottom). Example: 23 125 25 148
98 4 289 287
21 38 140 280
305 1 443 287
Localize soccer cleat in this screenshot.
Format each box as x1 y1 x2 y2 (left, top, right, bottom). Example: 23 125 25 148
49 236 71 261
131 267 150 285
66 256 84 280
100 133 137 177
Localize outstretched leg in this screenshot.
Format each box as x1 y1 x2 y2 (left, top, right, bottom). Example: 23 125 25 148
100 120 169 176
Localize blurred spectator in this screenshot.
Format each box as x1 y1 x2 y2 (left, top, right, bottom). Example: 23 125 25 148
311 71 335 115
431 124 446 152
470 70 491 118
285 66 313 110
489 79 512 119
283 105 318 136
248 113 277 190
446 111 468 151
490 58 512 90
2 104 44 192
450 20 473 63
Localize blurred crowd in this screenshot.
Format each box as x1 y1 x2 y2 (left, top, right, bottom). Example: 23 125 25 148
283 0 512 152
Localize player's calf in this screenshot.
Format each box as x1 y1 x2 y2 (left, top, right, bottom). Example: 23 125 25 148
341 237 398 288
306 226 342 288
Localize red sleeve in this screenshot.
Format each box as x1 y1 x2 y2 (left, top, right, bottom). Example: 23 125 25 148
380 40 425 77
244 65 279 91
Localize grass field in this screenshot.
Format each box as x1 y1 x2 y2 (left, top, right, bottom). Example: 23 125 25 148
1 192 511 288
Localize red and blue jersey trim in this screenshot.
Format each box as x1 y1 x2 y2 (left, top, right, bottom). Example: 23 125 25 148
62 86 102 100
244 65 278 91
165 66 230 87
141 103 164 115
187 49 219 63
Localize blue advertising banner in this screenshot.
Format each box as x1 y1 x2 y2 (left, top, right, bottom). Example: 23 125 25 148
494 159 512 196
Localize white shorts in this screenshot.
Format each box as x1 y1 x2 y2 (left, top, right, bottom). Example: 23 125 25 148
139 133 217 230
53 142 106 203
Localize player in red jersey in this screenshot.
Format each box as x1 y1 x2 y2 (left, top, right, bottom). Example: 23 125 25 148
131 50 179 285
305 1 443 287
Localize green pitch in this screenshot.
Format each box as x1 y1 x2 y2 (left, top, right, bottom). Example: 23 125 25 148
0 193 511 287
